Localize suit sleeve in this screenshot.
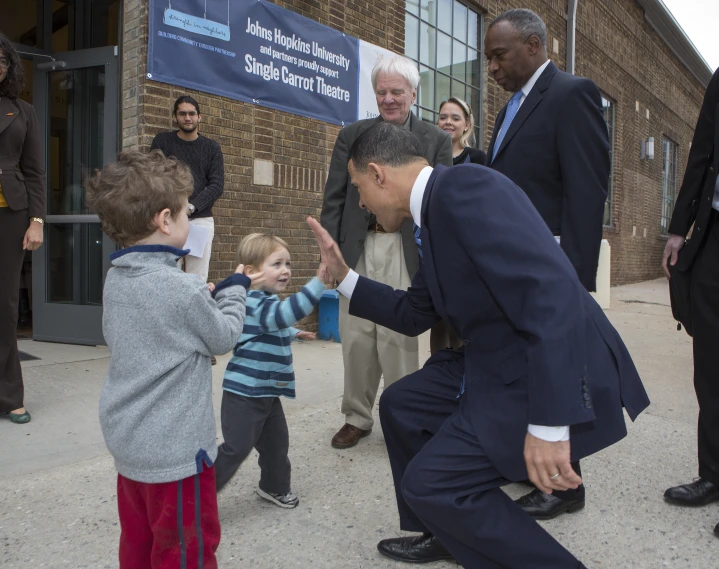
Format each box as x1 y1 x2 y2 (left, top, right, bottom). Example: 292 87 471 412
20 105 46 220
349 264 441 337
669 68 719 237
557 79 609 292
320 128 350 243
433 131 453 167
436 171 595 427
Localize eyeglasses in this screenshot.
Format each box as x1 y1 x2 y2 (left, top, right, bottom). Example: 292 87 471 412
176 111 198 118
0 58 9 70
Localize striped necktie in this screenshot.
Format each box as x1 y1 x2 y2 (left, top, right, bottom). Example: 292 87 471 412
413 223 422 258
491 90 523 163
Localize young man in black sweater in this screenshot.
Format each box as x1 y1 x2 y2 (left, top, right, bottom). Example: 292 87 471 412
151 95 224 283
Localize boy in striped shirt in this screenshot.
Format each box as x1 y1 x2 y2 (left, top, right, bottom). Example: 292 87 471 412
215 233 326 508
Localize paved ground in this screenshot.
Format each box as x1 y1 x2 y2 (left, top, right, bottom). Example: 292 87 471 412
1 279 717 568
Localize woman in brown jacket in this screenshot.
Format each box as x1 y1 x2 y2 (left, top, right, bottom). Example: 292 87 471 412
0 34 45 424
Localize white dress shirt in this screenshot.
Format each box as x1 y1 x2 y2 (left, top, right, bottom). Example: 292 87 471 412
518 59 552 108
336 166 569 443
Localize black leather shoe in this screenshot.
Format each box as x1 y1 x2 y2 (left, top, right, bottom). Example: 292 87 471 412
664 478 719 507
714 522 719 538
515 488 585 520
377 533 453 563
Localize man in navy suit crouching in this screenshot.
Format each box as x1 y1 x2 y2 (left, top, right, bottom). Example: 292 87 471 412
308 122 650 569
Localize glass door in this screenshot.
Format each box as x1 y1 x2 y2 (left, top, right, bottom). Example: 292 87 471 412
32 46 118 345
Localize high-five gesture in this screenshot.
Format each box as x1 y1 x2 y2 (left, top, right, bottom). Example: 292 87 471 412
307 217 350 285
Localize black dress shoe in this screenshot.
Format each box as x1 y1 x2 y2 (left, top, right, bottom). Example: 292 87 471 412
714 522 719 538
515 488 585 521
377 533 453 563
664 478 719 507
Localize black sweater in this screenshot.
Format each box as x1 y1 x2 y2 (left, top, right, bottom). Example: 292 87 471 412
453 146 487 166
150 131 224 218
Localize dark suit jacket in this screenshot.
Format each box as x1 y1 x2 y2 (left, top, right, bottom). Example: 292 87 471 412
0 97 45 220
487 62 609 292
321 113 452 278
668 67 719 269
349 165 649 480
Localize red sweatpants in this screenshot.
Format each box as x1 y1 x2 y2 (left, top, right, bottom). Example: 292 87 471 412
117 465 221 569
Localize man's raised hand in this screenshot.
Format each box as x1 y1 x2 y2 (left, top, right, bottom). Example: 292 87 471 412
307 217 350 284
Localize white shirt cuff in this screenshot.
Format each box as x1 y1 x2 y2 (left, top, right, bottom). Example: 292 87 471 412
528 425 570 442
336 269 360 299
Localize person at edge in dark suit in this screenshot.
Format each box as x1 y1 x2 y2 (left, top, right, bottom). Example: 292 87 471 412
307 122 649 568
429 97 487 353
320 55 452 450
484 8 610 520
662 67 719 539
0 34 45 425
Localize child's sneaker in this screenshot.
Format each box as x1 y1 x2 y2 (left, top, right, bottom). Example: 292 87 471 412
256 487 299 509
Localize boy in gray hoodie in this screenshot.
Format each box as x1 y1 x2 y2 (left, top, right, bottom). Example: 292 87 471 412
86 150 261 569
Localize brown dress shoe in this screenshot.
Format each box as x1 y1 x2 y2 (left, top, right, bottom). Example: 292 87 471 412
331 424 371 449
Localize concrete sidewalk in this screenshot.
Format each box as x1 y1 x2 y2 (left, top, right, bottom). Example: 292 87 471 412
1 279 716 568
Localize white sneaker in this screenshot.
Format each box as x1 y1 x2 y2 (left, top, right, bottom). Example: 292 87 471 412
256 487 299 509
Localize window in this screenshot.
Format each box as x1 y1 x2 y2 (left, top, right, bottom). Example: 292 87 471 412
405 0 482 148
661 137 678 234
600 95 615 227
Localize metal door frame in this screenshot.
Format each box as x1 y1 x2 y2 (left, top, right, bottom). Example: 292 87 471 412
32 46 118 345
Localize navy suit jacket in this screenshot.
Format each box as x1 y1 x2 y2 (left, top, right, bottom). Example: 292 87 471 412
349 165 649 481
669 67 719 269
487 62 610 292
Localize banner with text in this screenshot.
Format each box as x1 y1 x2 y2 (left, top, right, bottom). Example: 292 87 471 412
147 0 396 125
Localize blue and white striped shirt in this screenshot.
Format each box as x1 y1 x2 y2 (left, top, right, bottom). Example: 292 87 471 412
222 277 325 399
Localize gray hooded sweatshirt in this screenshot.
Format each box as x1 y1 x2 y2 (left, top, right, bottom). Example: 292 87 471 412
99 245 250 483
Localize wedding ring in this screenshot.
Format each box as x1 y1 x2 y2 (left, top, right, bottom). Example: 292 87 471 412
550 473 561 480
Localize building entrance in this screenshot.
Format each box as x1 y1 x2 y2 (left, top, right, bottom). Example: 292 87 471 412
4 1 120 345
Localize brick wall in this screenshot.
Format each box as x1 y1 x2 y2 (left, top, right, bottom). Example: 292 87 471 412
122 0 406 329
122 0 708 318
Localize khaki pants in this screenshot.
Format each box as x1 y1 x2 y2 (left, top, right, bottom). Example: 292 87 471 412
339 231 419 430
179 217 215 282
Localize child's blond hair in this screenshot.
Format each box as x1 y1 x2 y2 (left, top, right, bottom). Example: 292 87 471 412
236 233 290 268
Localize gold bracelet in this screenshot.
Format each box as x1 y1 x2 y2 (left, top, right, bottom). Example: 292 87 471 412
30 217 44 225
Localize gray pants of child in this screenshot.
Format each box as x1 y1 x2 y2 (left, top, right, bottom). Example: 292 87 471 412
215 391 291 494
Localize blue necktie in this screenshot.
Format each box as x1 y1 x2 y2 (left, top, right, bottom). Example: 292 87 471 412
491 90 523 163
413 223 422 259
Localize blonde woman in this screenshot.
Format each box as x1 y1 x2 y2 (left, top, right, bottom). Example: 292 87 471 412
437 97 486 165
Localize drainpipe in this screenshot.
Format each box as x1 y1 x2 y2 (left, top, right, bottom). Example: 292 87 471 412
567 0 578 75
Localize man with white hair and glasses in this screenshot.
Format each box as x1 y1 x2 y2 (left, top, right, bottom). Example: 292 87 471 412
321 56 452 450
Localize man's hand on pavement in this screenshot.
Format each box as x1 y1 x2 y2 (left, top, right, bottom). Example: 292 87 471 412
307 217 350 284
662 234 685 279
524 433 582 495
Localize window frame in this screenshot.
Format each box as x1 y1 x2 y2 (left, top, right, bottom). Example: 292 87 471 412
660 136 679 235
600 94 616 228
404 0 484 149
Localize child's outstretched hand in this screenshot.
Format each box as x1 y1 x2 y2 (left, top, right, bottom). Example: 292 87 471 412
295 330 317 341
235 264 265 288
317 261 333 286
